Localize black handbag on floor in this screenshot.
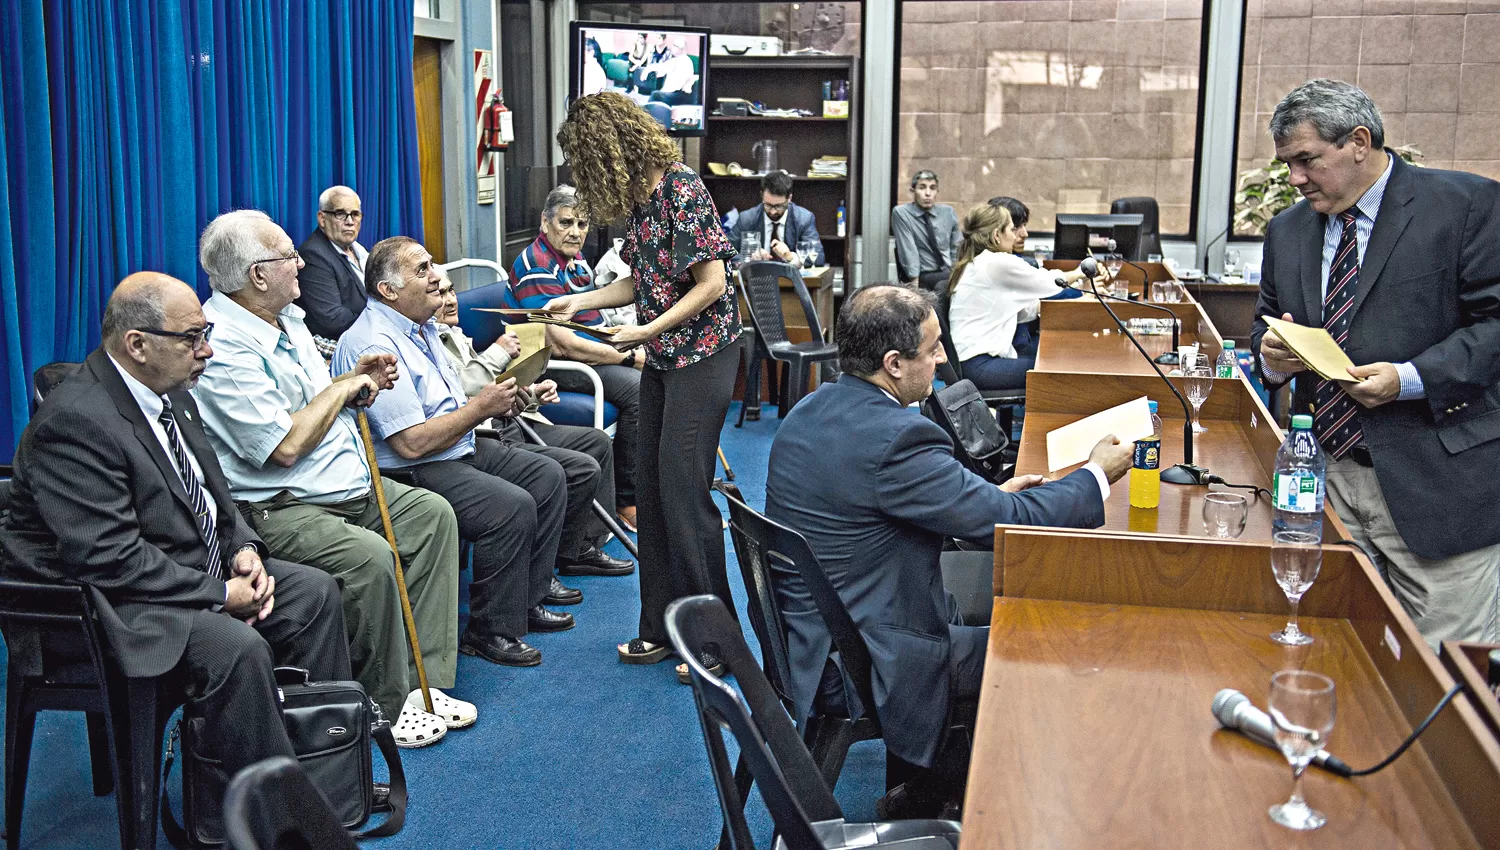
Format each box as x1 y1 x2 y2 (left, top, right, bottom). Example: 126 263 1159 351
161 667 408 848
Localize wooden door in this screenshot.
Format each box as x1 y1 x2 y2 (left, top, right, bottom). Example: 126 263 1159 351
413 37 446 262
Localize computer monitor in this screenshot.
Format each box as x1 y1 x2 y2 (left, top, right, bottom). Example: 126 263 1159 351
569 22 710 137
1053 214 1146 261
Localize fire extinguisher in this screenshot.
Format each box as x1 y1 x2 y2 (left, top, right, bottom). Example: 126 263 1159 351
484 90 514 153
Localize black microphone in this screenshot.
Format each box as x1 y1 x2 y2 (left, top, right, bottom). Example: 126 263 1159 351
1078 255 1209 484
1212 689 1353 776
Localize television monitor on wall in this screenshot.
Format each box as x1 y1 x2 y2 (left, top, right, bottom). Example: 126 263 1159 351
569 22 711 137
1053 213 1146 261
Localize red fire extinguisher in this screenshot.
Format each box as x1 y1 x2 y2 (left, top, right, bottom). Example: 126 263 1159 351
484 90 514 153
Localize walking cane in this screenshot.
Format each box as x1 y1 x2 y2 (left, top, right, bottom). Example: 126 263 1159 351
355 403 434 715
717 447 735 481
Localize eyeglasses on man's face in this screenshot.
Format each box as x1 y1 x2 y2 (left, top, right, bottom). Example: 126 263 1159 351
137 323 215 351
249 249 302 271
322 209 363 222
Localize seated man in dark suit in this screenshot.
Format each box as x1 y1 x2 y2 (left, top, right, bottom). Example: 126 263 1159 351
765 284 1131 813
296 185 369 354
0 272 351 783
731 169 826 266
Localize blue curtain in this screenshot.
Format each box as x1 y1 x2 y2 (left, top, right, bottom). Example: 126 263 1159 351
0 0 423 461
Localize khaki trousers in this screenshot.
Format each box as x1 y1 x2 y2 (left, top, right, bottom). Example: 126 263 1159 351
244 478 461 719
1326 457 1500 647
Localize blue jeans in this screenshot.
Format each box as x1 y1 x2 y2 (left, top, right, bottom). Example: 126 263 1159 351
961 352 1034 392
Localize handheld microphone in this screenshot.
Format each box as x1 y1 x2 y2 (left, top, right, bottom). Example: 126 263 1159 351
1076 254 1209 484
1212 689 1353 776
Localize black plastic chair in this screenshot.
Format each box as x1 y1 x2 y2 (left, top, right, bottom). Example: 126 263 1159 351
1110 196 1163 260
223 756 358 850
666 595 961 850
737 261 840 424
931 285 1024 438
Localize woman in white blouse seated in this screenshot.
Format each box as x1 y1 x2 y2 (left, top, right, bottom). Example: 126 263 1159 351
946 203 1094 391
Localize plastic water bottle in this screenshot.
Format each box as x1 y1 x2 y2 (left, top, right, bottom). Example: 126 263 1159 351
1272 414 1326 536
1129 401 1163 509
1215 341 1238 379
836 201 847 237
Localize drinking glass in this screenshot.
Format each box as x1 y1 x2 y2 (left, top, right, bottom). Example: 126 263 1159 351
741 232 761 259
1202 491 1249 538
1225 248 1242 276
1033 250 1048 267
1267 670 1336 831
1270 530 1321 646
1150 280 1170 303
1183 357 1213 434
1148 253 1163 263
797 238 820 268
1104 253 1124 281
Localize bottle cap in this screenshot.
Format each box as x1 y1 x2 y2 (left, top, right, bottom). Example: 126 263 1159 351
1147 400 1158 413
1221 340 1235 349
1291 414 1312 429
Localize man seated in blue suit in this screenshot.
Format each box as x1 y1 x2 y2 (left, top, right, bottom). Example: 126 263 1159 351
731 170 825 266
765 284 1131 815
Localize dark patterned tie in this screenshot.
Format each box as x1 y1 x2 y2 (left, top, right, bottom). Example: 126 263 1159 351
922 211 945 270
770 219 781 247
159 399 223 578
1313 211 1362 460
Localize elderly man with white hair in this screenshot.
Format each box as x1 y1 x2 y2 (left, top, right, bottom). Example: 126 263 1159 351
297 185 370 353
192 209 472 748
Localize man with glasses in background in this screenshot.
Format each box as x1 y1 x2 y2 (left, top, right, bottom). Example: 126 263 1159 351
298 185 370 355
732 169 825 267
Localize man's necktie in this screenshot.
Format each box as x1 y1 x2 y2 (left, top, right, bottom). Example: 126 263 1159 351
159 399 223 578
770 220 781 247
1313 210 1362 460
922 211 946 271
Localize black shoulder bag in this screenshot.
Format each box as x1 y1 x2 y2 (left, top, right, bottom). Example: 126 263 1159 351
161 667 407 848
923 379 1013 483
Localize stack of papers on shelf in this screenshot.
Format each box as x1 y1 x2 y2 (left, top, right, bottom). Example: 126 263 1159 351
808 156 847 178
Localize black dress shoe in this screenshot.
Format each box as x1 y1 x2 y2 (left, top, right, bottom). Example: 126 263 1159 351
557 546 635 577
527 605 575 632
459 630 542 667
544 576 583 606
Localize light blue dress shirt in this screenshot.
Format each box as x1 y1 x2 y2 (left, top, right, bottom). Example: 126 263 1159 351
332 301 474 469
1263 154 1423 400
194 293 371 504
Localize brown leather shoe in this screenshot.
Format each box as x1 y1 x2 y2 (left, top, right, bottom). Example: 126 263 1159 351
617 504 637 532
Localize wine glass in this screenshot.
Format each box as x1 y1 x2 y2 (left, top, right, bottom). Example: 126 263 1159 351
1225 248 1242 276
1267 670 1336 831
1202 491 1249 538
797 238 820 269
1270 530 1321 646
1183 356 1213 434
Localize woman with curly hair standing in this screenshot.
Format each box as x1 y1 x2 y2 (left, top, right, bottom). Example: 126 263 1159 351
545 92 740 680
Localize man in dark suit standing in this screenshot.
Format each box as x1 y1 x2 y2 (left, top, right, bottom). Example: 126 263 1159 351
765 284 1131 810
296 185 369 352
1251 79 1500 645
731 170 826 266
0 272 351 781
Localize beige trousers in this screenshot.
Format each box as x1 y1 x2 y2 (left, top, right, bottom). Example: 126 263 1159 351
1326 457 1500 648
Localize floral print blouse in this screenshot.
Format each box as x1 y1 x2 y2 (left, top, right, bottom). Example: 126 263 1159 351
621 162 741 370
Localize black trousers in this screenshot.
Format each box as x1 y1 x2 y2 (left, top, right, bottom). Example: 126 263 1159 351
408 440 566 639
550 363 639 507
490 420 610 560
175 558 350 780
635 345 739 645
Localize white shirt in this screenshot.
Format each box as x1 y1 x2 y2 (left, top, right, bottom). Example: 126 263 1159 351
948 250 1063 361
655 53 696 93
194 293 371 504
341 240 368 277
106 353 220 528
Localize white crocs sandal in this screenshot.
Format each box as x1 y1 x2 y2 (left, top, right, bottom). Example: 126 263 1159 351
392 702 448 748
408 688 478 730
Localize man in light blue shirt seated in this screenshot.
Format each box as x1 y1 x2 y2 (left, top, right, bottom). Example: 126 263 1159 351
191 210 468 746
333 236 579 667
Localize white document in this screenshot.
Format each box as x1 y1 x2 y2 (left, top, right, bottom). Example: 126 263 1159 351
1045 396 1155 472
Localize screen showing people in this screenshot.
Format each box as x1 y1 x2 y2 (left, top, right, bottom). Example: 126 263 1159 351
572 24 708 136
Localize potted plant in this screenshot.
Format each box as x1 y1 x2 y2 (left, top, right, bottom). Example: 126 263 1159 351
1233 145 1423 237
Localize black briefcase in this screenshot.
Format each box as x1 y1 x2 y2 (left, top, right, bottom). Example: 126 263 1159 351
162 667 407 848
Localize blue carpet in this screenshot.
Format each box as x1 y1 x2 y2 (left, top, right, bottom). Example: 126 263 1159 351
1 401 889 849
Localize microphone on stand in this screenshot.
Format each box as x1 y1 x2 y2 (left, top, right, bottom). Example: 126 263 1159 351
1212 689 1353 776
1071 255 1209 485
1055 274 1182 366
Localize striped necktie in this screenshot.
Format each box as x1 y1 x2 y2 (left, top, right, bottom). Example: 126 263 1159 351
158 399 223 578
1313 211 1362 460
